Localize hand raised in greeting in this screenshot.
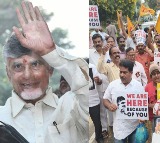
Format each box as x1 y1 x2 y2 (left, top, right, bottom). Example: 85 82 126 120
13 1 55 56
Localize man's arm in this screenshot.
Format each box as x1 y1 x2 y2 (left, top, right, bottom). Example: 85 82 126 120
97 49 109 77
42 48 88 91
103 99 117 112
103 83 117 112
145 46 154 57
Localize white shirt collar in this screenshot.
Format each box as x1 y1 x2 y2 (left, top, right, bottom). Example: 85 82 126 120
11 86 58 117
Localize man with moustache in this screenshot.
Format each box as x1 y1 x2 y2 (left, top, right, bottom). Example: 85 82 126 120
97 46 120 83
89 34 109 138
103 59 145 143
0 1 88 143
105 36 116 63
97 46 121 128
117 36 126 59
125 47 147 87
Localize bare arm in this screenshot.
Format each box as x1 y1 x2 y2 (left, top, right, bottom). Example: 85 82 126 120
145 46 154 57
103 99 117 112
97 48 109 77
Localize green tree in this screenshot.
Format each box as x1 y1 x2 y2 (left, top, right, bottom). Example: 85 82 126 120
145 0 157 10
89 0 136 26
51 28 74 49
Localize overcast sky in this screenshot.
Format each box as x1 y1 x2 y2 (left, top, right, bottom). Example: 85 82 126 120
30 0 88 58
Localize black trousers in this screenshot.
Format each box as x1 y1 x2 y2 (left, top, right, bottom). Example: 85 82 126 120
89 104 103 141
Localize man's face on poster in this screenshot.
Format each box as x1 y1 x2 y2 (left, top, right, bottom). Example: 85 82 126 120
117 100 126 113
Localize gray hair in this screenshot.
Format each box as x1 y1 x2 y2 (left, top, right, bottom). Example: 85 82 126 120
3 34 32 63
3 33 54 72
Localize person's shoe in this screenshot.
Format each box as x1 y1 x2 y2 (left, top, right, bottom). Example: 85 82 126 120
102 130 109 139
96 138 104 143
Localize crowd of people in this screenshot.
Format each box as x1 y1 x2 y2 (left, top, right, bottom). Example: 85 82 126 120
89 11 160 143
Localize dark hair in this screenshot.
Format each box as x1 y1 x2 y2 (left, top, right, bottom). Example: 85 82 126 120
106 20 111 24
3 34 32 62
125 47 134 54
92 34 103 41
117 96 125 104
84 57 89 64
119 59 134 72
109 46 117 56
144 27 149 33
60 76 66 82
106 36 115 42
3 34 54 71
117 36 125 43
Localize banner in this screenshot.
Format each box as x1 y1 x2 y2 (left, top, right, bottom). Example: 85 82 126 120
155 14 160 34
116 92 148 120
134 30 146 45
154 52 160 67
139 4 155 16
127 16 134 37
89 5 100 29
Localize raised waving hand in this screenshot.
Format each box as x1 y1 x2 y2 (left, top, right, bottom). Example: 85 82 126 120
13 1 55 56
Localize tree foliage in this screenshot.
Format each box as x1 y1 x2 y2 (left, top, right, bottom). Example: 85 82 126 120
0 0 74 49
51 28 74 49
89 0 136 25
145 0 157 11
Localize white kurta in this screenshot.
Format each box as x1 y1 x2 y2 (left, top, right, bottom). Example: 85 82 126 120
0 46 89 143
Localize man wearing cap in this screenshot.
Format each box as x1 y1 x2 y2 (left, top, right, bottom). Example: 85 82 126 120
145 64 160 141
135 38 154 83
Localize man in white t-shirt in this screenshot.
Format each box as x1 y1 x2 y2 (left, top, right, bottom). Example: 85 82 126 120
103 59 144 142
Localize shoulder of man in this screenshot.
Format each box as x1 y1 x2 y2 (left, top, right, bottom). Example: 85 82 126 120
109 79 121 86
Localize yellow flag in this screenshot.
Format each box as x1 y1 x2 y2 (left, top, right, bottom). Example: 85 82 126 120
157 83 160 100
155 14 160 34
117 11 121 30
127 16 134 37
139 4 155 16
